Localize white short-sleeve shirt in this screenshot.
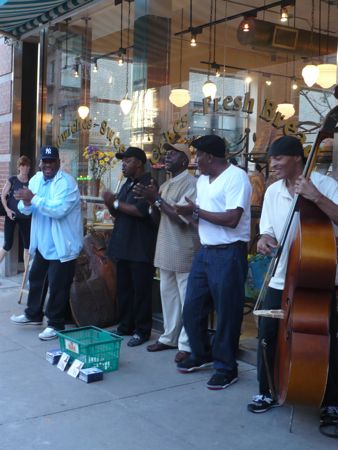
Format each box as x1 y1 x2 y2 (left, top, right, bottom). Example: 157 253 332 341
260 171 338 290
197 164 252 245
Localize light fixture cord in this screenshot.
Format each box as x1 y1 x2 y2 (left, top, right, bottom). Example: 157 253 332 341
120 0 123 50
126 0 131 95
326 1 330 61
189 0 192 30
179 8 184 87
84 17 89 106
207 0 213 78
212 0 216 63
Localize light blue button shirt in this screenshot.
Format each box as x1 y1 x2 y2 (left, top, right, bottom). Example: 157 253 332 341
18 170 83 262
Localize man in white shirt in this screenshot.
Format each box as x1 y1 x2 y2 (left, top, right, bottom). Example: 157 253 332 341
175 134 252 390
247 135 338 424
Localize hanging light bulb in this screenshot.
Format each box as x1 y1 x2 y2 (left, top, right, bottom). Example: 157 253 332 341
202 80 217 99
280 7 288 22
78 105 90 120
118 54 124 66
291 78 298 90
215 67 221 77
73 63 79 78
316 64 337 89
120 95 133 115
302 64 319 87
169 88 191 107
190 33 197 47
245 75 252 84
265 79 272 86
93 59 98 73
241 18 250 32
276 102 295 120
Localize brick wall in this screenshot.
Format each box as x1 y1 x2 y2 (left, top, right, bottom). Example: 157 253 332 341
0 40 12 233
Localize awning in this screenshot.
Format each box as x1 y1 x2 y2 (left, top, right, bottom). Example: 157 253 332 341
0 0 95 37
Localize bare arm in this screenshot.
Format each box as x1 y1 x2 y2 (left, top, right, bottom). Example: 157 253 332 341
2 180 15 220
295 175 338 225
175 196 244 228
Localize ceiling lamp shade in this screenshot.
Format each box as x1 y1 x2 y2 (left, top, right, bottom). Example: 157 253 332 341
202 80 217 99
276 102 295 120
120 95 133 115
78 105 89 120
301 65 319 87
169 88 190 107
316 64 337 89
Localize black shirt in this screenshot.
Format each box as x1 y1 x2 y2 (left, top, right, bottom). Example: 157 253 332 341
108 172 158 263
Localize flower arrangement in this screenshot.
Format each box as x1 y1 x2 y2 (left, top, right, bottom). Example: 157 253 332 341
83 146 115 180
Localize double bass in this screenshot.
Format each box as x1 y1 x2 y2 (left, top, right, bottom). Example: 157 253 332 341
255 105 338 407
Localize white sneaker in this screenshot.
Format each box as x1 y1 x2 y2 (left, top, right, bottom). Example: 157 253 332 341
10 314 42 325
39 327 58 341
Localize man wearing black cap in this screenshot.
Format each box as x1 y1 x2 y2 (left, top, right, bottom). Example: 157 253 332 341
247 135 338 422
175 134 252 390
10 146 83 340
103 147 157 347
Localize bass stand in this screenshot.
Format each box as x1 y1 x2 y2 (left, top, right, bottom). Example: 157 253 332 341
261 339 295 433
18 257 30 304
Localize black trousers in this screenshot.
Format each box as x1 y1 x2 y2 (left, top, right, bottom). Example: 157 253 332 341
116 259 154 338
3 215 30 251
257 287 338 406
25 250 76 330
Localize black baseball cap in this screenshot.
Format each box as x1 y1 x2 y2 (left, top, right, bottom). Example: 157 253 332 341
40 146 59 160
268 136 304 158
115 147 147 164
191 135 227 158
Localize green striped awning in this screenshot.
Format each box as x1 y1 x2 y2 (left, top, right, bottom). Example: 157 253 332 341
0 0 95 37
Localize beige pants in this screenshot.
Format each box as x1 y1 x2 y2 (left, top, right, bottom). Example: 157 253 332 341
158 269 191 352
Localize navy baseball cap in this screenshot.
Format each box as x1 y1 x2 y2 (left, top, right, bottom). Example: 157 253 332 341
115 147 147 164
191 135 227 158
40 146 59 160
268 136 304 158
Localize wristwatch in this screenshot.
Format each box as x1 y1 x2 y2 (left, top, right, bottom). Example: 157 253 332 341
154 197 162 209
113 199 120 210
192 206 200 221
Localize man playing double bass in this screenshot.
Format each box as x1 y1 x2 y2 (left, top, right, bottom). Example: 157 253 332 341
247 135 338 426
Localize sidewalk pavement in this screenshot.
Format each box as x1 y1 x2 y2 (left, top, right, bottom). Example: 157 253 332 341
0 275 336 450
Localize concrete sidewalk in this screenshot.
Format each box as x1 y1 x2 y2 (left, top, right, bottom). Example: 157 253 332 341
0 276 336 450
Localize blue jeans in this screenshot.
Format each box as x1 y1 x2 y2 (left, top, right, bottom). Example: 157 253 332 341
183 242 248 374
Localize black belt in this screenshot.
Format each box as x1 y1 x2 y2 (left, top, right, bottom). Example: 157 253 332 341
202 241 246 249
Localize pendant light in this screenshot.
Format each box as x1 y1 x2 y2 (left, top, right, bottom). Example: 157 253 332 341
78 18 90 120
316 2 337 89
169 9 190 108
302 1 319 87
277 57 295 120
120 0 132 115
202 0 217 99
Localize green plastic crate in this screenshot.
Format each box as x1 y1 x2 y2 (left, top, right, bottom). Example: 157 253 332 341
56 326 123 372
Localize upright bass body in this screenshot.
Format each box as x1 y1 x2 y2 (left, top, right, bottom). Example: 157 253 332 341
274 198 336 406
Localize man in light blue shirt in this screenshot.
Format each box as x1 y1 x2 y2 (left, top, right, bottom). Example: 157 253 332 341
10 146 83 340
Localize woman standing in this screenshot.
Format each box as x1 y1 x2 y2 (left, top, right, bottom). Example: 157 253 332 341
0 156 32 270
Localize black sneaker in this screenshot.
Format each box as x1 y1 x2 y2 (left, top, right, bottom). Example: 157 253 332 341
247 394 280 413
206 372 238 390
177 356 213 373
320 406 338 424
127 334 149 347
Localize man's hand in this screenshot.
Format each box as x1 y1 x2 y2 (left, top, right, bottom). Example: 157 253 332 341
257 234 278 256
175 197 195 216
294 175 322 203
102 190 117 208
133 179 158 204
14 187 34 206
